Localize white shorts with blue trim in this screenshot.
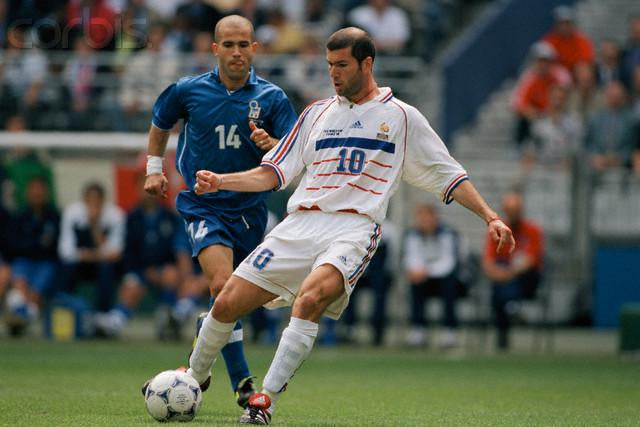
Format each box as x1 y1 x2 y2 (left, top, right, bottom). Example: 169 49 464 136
233 210 382 319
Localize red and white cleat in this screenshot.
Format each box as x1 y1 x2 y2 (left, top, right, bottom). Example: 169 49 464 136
239 393 272 425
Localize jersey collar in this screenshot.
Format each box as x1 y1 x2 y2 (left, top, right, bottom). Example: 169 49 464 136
374 87 393 103
336 87 393 105
211 66 258 88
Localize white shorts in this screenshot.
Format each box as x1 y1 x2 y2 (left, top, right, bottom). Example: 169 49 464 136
233 211 382 319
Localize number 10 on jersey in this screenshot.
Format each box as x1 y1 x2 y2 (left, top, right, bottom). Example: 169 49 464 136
337 148 366 174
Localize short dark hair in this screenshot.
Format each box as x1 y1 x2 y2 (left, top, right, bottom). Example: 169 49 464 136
83 182 105 199
326 28 375 64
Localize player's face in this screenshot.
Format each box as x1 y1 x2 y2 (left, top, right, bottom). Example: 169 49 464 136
327 47 365 99
213 26 257 82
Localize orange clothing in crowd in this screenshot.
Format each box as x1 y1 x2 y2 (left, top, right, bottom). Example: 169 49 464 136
544 31 595 71
512 65 571 115
484 219 544 271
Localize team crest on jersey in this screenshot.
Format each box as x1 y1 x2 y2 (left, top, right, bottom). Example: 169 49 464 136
248 100 261 119
248 100 264 127
377 122 390 141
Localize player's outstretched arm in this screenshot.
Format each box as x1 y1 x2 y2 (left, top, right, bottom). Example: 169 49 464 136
144 125 170 198
450 180 516 254
194 166 279 195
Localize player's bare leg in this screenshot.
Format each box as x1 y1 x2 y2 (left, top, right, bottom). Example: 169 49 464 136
197 245 234 297
241 264 344 424
187 275 277 388
195 244 263 406
142 246 265 399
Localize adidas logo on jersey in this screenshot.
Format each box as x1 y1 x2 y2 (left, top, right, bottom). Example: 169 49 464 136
349 120 363 129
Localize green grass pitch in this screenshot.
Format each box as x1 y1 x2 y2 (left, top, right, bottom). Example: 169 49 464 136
0 339 638 426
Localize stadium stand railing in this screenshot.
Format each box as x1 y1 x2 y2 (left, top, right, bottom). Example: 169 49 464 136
0 52 430 132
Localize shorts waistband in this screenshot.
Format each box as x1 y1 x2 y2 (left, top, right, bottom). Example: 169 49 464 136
296 204 360 215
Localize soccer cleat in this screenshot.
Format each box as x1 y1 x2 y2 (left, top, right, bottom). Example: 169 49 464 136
235 376 257 408
141 367 211 397
239 393 272 425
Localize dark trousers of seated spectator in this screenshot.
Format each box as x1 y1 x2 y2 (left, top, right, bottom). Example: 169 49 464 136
491 269 540 349
59 261 119 312
342 271 391 346
514 115 532 147
410 273 459 330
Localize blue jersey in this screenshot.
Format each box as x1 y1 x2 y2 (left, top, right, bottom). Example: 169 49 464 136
152 67 297 212
124 205 188 272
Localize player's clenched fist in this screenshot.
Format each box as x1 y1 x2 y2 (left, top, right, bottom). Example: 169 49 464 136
194 170 222 195
488 218 516 254
144 173 169 198
249 121 277 150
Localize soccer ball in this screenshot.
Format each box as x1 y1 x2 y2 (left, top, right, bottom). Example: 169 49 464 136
144 370 202 422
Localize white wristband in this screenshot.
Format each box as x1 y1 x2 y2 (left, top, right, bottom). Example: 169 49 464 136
146 155 163 175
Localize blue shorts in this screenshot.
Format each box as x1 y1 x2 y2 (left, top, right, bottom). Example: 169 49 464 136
12 258 58 295
176 191 268 267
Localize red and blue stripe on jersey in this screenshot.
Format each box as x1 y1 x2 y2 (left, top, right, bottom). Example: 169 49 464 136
261 98 333 188
442 173 469 204
348 223 382 287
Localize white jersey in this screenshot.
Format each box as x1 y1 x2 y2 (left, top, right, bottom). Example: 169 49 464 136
58 201 125 263
261 88 468 224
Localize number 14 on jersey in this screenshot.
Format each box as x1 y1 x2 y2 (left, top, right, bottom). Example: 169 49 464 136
215 124 241 149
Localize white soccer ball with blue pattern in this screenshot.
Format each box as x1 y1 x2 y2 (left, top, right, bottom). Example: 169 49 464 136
145 370 202 422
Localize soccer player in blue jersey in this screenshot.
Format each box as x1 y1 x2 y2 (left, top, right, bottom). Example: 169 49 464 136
141 15 297 408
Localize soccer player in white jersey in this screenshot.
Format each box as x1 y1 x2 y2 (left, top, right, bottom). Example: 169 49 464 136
187 27 515 424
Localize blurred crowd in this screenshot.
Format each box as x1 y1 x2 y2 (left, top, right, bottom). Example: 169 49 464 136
0 143 543 351
511 6 640 177
0 0 482 131
0 156 210 339
0 1 569 349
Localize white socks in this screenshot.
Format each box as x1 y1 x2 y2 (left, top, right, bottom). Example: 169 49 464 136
187 312 235 384
262 317 319 410
188 313 320 410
